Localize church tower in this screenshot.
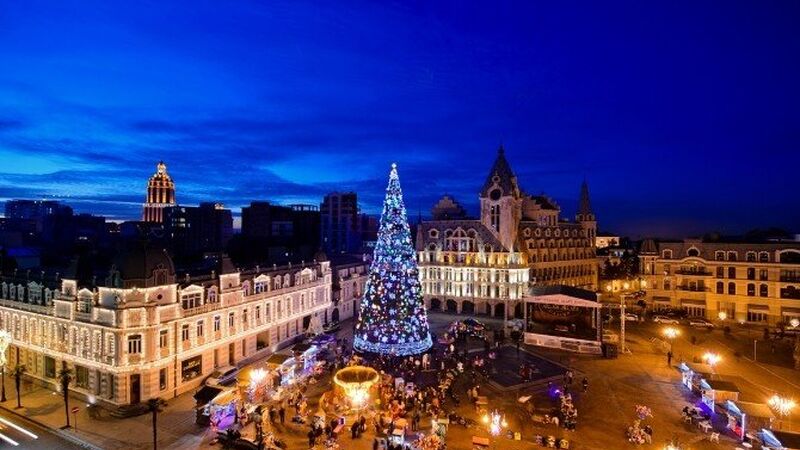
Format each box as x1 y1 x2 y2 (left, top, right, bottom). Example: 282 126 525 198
575 180 597 245
142 161 176 223
479 145 522 251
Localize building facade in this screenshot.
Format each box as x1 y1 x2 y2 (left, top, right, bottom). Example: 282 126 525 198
142 161 176 223
0 248 332 409
416 146 598 320
163 202 233 257
329 255 368 324
640 239 800 325
320 192 362 255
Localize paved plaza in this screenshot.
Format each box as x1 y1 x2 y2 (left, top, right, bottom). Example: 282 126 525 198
1 313 798 450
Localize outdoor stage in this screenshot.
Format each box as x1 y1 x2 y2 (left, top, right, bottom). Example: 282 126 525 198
523 285 603 354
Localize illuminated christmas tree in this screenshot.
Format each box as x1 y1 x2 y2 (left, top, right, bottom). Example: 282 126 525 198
353 163 432 356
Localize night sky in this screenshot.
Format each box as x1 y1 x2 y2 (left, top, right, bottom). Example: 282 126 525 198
1 1 799 238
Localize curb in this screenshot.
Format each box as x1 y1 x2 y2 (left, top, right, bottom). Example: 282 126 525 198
0 403 104 450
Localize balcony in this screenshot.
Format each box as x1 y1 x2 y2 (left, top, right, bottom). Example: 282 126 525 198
182 303 218 317
780 276 800 283
676 285 708 292
675 270 711 276
0 299 54 315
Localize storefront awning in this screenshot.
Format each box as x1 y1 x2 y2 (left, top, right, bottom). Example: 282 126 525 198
266 353 293 366
782 307 800 316
748 304 770 312
652 297 671 303
680 299 706 306
193 385 222 405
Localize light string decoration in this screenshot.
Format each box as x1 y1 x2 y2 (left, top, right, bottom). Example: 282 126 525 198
353 163 432 356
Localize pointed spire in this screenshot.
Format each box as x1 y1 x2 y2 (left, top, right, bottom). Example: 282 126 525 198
578 179 593 218
480 144 519 198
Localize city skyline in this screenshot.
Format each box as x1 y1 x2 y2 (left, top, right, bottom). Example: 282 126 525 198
2 1 800 239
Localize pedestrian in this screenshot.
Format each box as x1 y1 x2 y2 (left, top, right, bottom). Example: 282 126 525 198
667 350 673 366
308 429 316 448
279 405 286 424
351 420 360 439
269 406 276 423
581 377 589 393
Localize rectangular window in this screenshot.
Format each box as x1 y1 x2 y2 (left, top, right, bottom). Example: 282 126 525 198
159 329 168 348
181 292 202 309
728 267 736 279
255 306 261 321
196 320 204 337
44 356 56 378
228 312 235 328
181 325 189 342
243 309 248 325
747 311 767 323
75 365 89 389
159 368 167 390
759 269 768 281
128 335 142 354
715 267 724 278
747 268 756 280
213 315 221 332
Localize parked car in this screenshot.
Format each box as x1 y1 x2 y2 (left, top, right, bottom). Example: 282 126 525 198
205 365 239 387
624 313 640 322
688 318 715 328
652 315 679 324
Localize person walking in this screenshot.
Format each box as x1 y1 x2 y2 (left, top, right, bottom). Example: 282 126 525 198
667 350 673 367
581 377 589 393
279 405 286 424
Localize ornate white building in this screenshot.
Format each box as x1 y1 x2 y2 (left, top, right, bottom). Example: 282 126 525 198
416 146 598 319
0 248 333 410
640 239 800 325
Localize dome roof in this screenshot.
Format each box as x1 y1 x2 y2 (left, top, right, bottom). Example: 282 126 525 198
314 248 329 263
112 245 175 287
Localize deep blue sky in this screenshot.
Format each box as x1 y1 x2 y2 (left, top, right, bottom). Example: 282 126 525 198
1 1 799 238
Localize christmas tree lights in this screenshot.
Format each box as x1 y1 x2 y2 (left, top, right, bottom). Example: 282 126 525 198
353 163 432 356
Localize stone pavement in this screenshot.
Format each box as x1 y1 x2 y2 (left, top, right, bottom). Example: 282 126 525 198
1 314 797 450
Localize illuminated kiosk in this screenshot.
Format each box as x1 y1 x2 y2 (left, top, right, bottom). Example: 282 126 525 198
333 366 380 413
523 285 603 354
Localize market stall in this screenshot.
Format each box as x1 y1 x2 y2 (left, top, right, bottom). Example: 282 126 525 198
197 388 240 431
265 353 296 386
678 362 713 392
699 379 739 410
760 428 800 450
725 400 775 441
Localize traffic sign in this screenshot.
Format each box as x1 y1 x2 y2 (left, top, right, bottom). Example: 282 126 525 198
71 407 80 414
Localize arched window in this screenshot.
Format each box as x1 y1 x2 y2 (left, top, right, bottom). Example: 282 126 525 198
687 248 699 257
747 283 755 296
728 282 736 295
716 281 724 294
715 251 725 261
746 252 756 262
727 251 738 261
759 252 769 262
759 284 768 297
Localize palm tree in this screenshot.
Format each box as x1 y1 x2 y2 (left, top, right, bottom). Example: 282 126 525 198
11 365 26 409
57 367 73 428
147 397 167 450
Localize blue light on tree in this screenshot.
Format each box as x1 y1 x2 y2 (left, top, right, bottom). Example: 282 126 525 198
353 163 432 356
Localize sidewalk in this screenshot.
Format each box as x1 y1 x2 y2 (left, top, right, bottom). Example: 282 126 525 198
0 376 208 450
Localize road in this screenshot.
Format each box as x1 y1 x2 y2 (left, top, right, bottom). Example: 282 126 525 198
0 412 83 449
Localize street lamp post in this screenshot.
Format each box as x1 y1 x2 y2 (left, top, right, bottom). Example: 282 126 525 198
0 331 11 403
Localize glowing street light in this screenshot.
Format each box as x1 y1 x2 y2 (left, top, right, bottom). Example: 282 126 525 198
702 352 721 368
662 327 680 340
769 394 797 417
718 311 727 321
790 318 800 329
482 410 507 436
